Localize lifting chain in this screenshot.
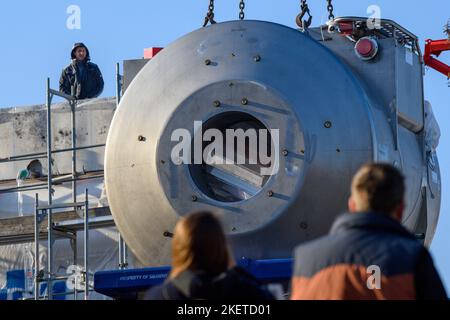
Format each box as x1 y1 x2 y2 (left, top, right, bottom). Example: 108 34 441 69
239 0 245 20
203 0 217 27
327 0 335 21
296 0 312 30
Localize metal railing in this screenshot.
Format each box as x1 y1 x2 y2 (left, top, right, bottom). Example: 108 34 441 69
0 65 129 300
34 189 90 300
116 63 129 270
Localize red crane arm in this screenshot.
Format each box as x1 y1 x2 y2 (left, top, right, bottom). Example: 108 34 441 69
424 38 450 78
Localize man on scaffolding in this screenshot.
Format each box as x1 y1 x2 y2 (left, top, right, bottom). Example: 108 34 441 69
59 43 104 100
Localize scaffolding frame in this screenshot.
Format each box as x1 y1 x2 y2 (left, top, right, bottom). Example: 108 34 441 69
0 66 128 300
30 80 95 300
34 190 90 300
116 63 129 270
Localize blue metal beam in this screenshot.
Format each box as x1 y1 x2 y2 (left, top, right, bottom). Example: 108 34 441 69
94 259 293 299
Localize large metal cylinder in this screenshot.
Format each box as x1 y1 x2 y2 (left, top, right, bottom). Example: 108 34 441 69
105 20 441 266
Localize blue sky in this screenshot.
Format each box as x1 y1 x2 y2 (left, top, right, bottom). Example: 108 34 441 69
0 0 449 291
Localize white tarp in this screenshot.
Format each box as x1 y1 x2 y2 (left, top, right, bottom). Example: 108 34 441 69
0 229 138 300
0 98 137 299
424 100 441 152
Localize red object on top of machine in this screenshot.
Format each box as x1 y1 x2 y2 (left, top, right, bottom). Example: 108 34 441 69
144 47 163 59
424 26 450 78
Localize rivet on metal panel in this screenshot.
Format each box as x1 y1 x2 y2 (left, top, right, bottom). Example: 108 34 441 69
138 135 147 142
205 59 212 66
163 231 174 238
267 190 274 197
328 24 337 33
282 149 289 156
324 121 332 129
192 195 198 202
213 100 221 108
254 55 261 62
241 98 249 106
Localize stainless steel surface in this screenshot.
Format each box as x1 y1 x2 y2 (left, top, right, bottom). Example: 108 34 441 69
332 16 421 56
122 59 150 93
395 45 424 133
105 20 440 266
309 21 440 245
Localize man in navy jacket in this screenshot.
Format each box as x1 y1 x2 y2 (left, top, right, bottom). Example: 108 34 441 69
59 43 104 100
291 163 447 300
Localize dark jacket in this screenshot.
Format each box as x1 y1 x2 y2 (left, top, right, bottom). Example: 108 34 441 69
59 61 104 100
291 212 447 300
145 267 275 301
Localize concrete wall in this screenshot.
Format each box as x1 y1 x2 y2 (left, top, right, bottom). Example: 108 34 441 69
0 97 116 181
